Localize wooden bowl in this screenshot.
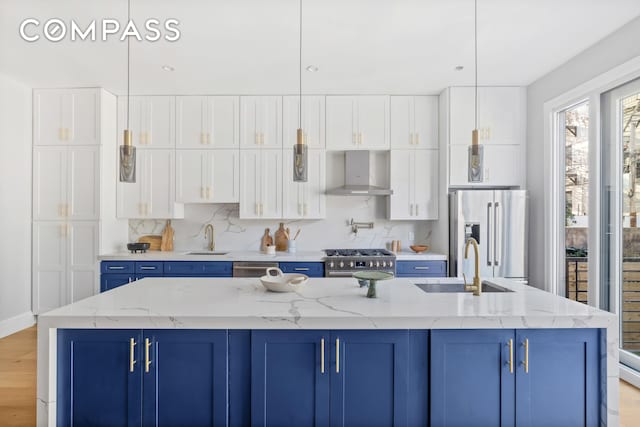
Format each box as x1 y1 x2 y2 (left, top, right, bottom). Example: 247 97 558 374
410 245 429 253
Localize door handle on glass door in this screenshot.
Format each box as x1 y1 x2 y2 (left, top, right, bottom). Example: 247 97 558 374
494 202 501 266
487 202 493 266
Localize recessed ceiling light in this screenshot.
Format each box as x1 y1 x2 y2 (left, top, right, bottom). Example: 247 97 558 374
306 65 319 72
162 65 175 72
455 65 464 71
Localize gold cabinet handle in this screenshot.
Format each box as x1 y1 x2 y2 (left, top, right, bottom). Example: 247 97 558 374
58 128 64 141
206 186 211 199
524 338 529 373
130 338 137 372
200 132 206 145
508 339 514 374
336 338 340 373
145 338 152 373
320 338 325 374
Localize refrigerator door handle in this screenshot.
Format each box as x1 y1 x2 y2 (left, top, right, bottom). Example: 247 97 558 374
487 202 493 266
494 202 501 266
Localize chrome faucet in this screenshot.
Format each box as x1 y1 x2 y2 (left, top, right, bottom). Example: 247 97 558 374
463 237 482 296
204 224 215 251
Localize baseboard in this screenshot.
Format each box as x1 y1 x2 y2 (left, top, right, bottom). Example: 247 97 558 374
620 364 640 389
0 311 35 339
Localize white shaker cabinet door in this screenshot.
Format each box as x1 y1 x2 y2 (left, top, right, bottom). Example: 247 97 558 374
413 149 439 220
478 87 525 146
68 89 100 145
240 96 282 148
283 149 326 219
239 150 261 218
449 144 523 187
412 96 439 149
145 149 176 218
117 149 145 218
119 96 176 148
33 147 67 220
176 96 239 149
449 87 476 147
283 96 325 149
176 150 208 203
389 150 413 220
67 221 98 302
34 90 69 146
67 147 100 220
210 150 239 203
326 96 358 150
32 222 67 314
259 150 283 219
357 95 390 150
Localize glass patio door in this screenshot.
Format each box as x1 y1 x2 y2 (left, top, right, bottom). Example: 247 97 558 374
602 78 640 372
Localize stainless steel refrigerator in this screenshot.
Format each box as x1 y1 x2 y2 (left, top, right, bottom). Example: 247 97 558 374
449 190 528 282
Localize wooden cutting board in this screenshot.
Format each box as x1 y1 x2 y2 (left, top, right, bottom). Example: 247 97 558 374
138 235 162 251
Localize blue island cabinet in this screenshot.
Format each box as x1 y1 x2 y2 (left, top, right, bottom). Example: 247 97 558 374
250 330 424 427
431 329 600 427
57 329 228 427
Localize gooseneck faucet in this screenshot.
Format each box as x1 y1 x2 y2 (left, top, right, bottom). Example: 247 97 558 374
463 237 482 296
204 224 215 252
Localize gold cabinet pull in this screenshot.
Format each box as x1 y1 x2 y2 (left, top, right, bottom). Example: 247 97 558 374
206 186 211 199
508 339 514 374
145 338 152 373
524 338 529 373
129 338 137 372
336 338 340 373
320 338 325 374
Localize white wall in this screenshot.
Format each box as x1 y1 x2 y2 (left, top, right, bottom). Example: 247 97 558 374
0 73 33 336
527 16 640 288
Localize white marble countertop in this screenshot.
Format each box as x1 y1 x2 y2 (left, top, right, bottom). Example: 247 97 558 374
97 250 448 262
39 277 612 329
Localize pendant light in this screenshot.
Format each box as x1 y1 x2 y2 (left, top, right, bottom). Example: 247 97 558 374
119 0 136 183
468 0 483 182
293 0 308 182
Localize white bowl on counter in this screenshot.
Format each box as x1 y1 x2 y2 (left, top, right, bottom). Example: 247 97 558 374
260 267 308 292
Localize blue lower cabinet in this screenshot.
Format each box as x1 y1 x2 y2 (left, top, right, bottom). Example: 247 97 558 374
329 330 411 426
164 261 233 277
278 262 325 277
58 329 229 427
135 261 164 275
57 329 143 426
431 329 515 427
143 330 228 427
100 273 135 292
431 328 601 427
251 330 330 426
396 260 447 277
515 329 600 427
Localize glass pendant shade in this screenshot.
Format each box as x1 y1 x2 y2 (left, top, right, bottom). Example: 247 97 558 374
119 129 136 183
468 129 483 182
293 128 308 182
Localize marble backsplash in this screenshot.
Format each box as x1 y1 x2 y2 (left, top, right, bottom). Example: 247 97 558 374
129 196 434 253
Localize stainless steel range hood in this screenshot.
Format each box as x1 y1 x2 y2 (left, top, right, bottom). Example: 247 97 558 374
326 151 393 196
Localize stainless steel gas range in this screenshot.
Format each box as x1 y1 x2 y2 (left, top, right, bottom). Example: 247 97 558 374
323 249 396 277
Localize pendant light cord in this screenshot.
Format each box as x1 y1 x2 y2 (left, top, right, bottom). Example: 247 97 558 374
474 0 477 129
127 0 131 129
299 0 302 128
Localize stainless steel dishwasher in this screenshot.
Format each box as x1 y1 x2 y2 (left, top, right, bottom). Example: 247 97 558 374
232 261 280 277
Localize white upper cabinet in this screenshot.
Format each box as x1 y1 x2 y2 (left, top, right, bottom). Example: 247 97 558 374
389 149 438 220
118 96 176 148
449 87 525 146
33 146 99 221
117 149 180 219
239 149 283 219
283 95 325 149
176 96 239 149
34 89 100 145
176 149 239 203
240 96 282 148
326 96 390 150
283 149 326 219
390 96 438 149
449 144 523 188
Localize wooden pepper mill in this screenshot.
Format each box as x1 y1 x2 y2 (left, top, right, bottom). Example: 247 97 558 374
274 223 289 252
260 228 273 253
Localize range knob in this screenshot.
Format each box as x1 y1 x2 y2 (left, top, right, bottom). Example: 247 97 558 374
339 261 344 268
369 261 374 267
389 261 393 267
382 261 387 268
375 261 380 268
349 261 355 268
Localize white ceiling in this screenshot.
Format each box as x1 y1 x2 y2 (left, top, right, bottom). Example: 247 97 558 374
1 0 639 95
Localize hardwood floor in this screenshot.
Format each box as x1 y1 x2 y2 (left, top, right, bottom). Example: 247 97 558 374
0 326 638 426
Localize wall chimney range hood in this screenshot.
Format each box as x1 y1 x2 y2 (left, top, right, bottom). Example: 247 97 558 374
326 151 393 196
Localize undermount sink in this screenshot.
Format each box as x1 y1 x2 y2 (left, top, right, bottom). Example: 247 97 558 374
186 251 229 256
414 281 513 294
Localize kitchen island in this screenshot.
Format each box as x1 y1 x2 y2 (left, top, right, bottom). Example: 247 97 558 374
37 277 618 426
